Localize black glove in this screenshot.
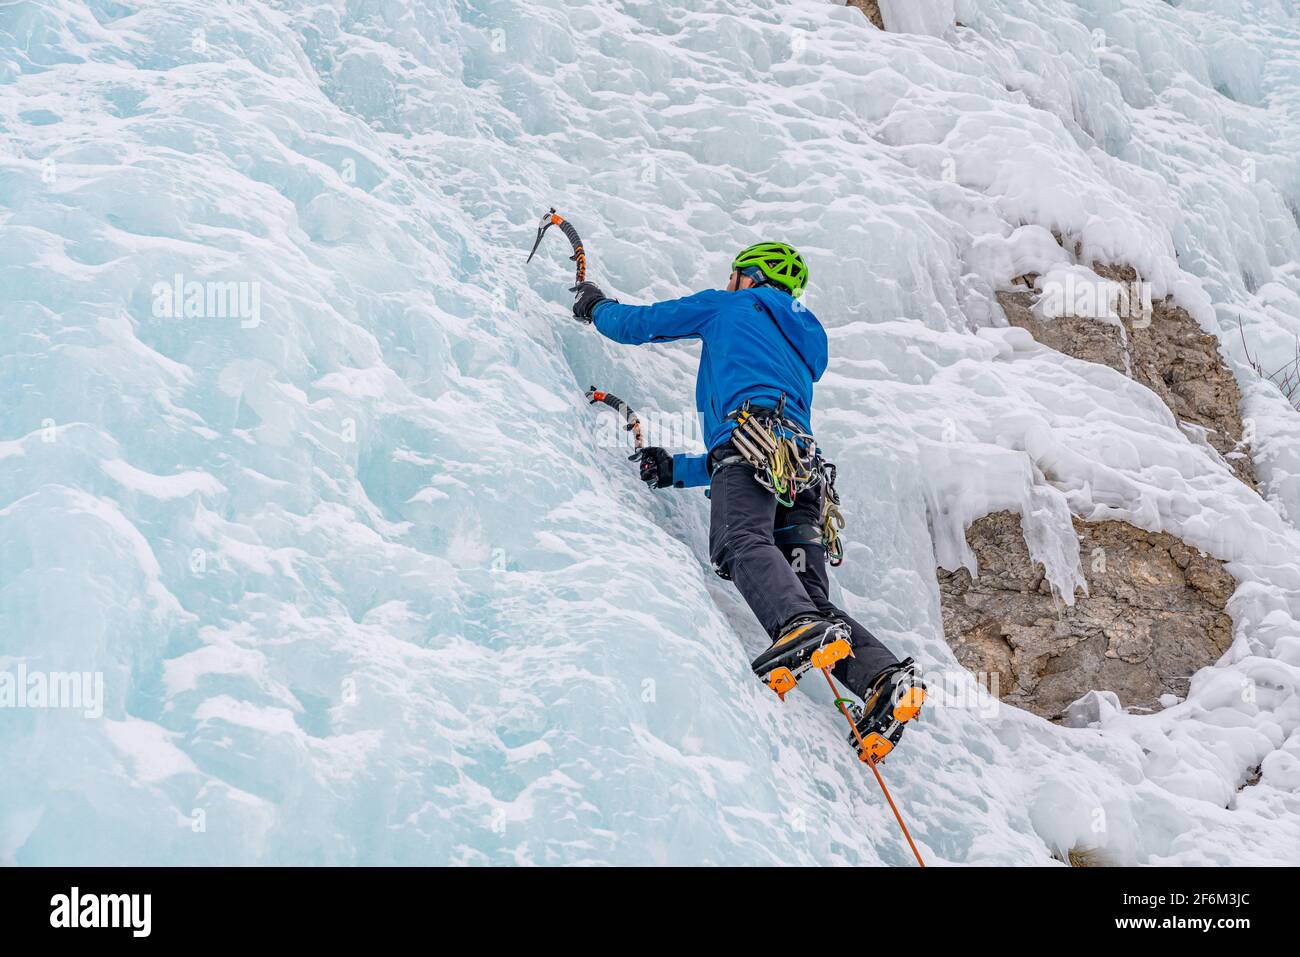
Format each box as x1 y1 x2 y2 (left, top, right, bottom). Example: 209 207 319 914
636 447 674 489
572 281 612 323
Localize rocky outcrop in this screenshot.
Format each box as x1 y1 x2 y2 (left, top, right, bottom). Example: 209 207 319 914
938 259 1248 721
938 511 1236 720
997 263 1257 488
846 1 885 31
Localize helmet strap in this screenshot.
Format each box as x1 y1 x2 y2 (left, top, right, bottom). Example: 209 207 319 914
739 266 777 290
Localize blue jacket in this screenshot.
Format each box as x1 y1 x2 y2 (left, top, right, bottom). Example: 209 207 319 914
592 287 828 488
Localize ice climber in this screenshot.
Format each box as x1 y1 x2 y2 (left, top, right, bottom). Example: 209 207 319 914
569 242 926 759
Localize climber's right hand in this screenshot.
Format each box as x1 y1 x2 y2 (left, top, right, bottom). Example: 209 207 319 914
636 447 674 489
571 281 611 323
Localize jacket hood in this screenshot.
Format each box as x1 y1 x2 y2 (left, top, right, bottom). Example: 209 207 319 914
751 286 828 381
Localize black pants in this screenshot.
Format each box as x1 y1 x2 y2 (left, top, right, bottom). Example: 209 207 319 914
708 453 899 698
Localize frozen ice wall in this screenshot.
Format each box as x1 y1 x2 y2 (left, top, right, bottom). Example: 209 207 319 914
2 0 1299 864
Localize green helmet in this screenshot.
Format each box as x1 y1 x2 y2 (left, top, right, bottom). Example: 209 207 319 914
731 241 808 296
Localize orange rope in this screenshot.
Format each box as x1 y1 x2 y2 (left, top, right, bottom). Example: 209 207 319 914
821 666 926 868
866 755 926 868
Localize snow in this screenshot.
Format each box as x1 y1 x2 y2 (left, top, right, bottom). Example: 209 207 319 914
2 0 1299 865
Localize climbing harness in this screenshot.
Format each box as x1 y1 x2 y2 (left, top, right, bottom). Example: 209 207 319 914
727 399 818 507
721 400 845 563
526 207 587 289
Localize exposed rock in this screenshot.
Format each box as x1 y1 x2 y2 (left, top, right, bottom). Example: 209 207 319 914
845 0 885 31
998 263 1257 488
938 511 1236 719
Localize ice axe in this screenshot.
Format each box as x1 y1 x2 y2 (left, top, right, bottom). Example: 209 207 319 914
527 212 646 464
525 207 587 290
585 386 645 462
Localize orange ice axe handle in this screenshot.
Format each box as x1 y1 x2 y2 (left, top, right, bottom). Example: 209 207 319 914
585 386 645 456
